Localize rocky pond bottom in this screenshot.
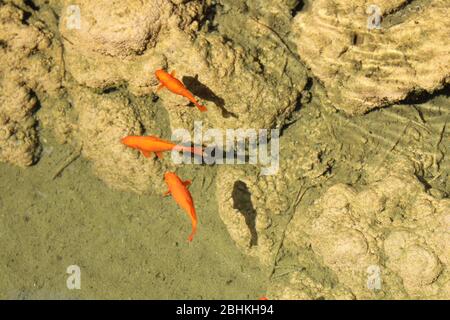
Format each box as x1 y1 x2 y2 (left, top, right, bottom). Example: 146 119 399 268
0 0 448 299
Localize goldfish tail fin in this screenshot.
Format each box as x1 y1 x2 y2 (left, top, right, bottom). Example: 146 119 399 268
195 103 207 112
187 228 196 242
187 211 197 242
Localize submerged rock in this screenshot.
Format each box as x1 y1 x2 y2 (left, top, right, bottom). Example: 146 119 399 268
292 0 450 114
69 86 168 194
0 3 62 166
54 0 307 192
268 160 450 299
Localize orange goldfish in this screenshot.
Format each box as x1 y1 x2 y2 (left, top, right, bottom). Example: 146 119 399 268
121 135 203 159
164 172 198 242
155 69 207 112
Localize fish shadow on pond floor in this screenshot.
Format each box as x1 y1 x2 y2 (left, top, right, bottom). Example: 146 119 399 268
182 75 238 119
232 180 258 247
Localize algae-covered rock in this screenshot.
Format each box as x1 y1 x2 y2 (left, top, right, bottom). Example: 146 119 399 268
292 0 450 114
0 3 62 166
58 0 180 96
1 0 308 192
59 0 306 130
268 159 450 299
0 77 39 167
215 165 290 265
60 0 171 58
215 108 334 265
41 0 309 193
69 85 167 194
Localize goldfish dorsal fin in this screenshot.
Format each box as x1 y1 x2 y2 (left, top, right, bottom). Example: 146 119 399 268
183 180 192 187
170 70 176 77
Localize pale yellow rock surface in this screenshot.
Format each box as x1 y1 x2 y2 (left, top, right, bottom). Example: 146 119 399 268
268 159 449 299
1 0 308 192
69 85 168 194
215 107 335 266
0 3 62 166
292 0 450 114
42 0 307 193
59 0 305 130
215 165 289 265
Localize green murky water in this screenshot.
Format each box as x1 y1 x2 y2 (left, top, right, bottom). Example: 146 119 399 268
0 130 268 299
